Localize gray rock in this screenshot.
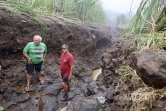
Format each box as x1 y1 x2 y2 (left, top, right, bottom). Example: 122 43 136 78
87 82 97 95
130 50 166 89
83 77 93 83
43 83 62 95
2 92 30 109
82 83 90 97
19 96 42 111
42 95 58 111
1 59 12 68
80 98 100 111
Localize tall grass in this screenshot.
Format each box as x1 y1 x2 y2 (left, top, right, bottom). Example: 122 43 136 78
126 0 165 50
129 0 165 33
124 32 166 51
3 0 107 25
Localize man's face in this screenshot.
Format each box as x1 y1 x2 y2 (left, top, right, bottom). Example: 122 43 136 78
62 48 68 54
34 37 41 45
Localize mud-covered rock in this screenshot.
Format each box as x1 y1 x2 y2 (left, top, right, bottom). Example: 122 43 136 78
0 59 12 68
17 96 43 111
80 98 100 111
130 50 166 89
2 91 30 109
43 82 62 95
87 82 97 95
42 95 59 111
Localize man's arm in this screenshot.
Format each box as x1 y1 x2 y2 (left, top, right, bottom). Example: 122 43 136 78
69 63 74 80
43 44 47 62
23 52 31 64
43 52 47 61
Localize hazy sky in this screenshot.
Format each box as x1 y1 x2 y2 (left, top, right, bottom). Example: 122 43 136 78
101 0 141 13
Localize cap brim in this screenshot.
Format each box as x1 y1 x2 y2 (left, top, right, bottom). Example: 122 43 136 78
61 47 67 49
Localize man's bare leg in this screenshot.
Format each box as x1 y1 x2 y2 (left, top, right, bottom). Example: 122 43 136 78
38 72 44 84
25 74 32 91
26 74 32 87
38 72 42 81
62 82 69 94
61 82 69 100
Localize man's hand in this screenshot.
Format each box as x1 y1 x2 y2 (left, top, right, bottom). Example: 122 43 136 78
23 52 32 64
69 75 72 80
28 58 32 64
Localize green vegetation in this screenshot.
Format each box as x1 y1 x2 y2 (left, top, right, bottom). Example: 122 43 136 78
129 0 165 33
2 0 107 25
1 1 35 16
124 32 166 51
155 16 166 31
116 13 130 29
117 66 133 78
124 1 166 110
117 66 166 111
125 0 166 50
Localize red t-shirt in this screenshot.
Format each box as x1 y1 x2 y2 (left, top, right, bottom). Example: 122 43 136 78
60 52 74 77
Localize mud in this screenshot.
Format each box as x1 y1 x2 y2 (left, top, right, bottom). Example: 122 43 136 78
0 6 164 111
0 7 115 111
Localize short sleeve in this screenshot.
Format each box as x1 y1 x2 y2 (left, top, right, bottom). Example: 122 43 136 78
69 55 74 64
23 43 30 52
44 44 47 53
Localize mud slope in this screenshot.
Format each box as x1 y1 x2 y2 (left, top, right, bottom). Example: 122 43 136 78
0 7 114 111
0 7 112 60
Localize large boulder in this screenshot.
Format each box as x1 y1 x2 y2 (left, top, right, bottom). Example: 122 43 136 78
130 49 166 89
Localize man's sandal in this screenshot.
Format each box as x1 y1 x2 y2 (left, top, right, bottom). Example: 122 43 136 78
24 86 30 91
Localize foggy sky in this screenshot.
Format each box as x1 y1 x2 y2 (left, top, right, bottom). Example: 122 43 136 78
101 0 141 28
101 0 141 13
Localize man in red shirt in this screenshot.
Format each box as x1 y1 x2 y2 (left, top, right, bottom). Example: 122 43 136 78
60 44 74 101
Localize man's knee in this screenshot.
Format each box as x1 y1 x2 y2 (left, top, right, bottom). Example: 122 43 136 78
62 82 68 87
26 74 32 78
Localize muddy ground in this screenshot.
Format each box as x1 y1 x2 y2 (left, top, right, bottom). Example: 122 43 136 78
0 7 119 111
2 6 163 111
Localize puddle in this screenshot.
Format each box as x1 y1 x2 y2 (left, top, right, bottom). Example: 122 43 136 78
91 68 102 81
0 106 4 111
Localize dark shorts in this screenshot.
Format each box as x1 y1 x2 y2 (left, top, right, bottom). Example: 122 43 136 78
26 61 43 75
61 75 69 83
